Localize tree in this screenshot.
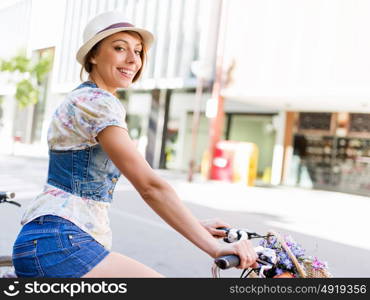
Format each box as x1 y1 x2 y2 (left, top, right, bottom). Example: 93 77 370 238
0 50 52 108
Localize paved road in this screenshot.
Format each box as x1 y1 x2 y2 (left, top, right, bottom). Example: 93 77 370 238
1 154 370 277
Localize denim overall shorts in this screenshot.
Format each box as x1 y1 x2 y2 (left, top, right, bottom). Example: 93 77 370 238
12 82 121 277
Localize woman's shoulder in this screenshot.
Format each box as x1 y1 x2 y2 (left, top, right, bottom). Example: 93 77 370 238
61 85 123 114
67 84 117 103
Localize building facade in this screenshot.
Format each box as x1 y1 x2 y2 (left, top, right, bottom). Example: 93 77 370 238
220 0 370 194
0 0 280 182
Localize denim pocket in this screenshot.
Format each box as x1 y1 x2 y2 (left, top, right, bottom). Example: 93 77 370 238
79 180 111 202
13 239 37 258
79 180 105 194
12 237 41 277
68 232 94 247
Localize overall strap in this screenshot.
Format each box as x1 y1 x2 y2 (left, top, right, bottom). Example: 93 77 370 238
73 81 98 90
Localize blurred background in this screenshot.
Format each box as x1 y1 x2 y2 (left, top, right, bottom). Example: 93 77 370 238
1 0 370 277
3 0 370 194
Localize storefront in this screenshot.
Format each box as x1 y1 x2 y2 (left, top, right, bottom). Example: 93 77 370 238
287 112 370 196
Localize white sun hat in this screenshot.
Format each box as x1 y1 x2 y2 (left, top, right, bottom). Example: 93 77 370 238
76 11 154 65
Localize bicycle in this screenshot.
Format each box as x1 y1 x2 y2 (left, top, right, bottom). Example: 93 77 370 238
1 192 330 278
212 227 331 278
0 191 20 278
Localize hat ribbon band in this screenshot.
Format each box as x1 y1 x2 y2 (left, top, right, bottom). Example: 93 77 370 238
97 22 135 34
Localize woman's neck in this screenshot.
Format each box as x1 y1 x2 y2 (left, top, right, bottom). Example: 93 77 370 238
87 75 117 97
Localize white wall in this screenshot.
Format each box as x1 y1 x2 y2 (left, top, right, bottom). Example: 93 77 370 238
223 0 370 112
28 0 66 51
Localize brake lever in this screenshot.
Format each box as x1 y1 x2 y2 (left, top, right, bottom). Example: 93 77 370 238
6 200 21 207
216 227 229 232
240 258 275 278
217 227 273 244
216 227 235 243
243 231 271 240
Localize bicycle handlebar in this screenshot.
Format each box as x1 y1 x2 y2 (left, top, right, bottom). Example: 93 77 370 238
214 227 276 270
215 246 270 270
0 192 20 207
214 227 242 269
0 192 15 200
214 254 240 269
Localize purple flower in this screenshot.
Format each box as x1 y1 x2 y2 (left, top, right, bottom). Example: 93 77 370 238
291 246 305 258
311 256 327 270
259 239 268 247
258 233 330 276
275 268 284 275
284 235 296 245
283 259 293 269
267 236 277 246
278 252 288 261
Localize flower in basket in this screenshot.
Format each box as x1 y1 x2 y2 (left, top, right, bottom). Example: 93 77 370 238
258 234 331 278
303 256 332 278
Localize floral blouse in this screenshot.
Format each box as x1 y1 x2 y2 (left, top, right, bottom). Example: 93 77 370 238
20 82 128 249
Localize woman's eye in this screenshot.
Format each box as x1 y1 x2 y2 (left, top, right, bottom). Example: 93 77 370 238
115 46 125 51
135 50 142 55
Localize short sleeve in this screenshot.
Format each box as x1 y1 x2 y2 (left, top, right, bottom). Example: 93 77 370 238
48 88 128 150
71 89 128 141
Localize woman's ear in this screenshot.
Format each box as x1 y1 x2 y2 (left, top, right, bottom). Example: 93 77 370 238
90 56 97 65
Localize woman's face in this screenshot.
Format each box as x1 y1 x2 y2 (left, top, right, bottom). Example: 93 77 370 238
89 31 143 93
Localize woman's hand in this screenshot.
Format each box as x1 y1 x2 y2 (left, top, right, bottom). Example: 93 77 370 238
213 239 259 269
200 218 231 238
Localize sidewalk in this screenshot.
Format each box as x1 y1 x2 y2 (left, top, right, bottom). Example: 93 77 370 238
1 154 370 276
154 169 370 252
1 153 370 253
0 142 48 158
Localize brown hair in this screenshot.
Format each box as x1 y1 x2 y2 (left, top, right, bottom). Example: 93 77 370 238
79 31 147 83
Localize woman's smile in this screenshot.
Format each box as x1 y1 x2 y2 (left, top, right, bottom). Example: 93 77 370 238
117 67 135 79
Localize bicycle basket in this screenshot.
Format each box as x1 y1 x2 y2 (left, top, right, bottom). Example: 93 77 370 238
267 230 332 278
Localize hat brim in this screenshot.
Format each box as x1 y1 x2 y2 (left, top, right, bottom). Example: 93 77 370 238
76 27 154 65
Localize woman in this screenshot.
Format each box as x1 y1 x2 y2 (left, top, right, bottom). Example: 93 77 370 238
12 11 257 277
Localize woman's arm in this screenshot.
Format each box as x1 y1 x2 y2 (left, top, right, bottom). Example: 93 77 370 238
98 126 257 268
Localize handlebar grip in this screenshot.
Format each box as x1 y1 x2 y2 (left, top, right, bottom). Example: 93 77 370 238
214 246 267 270
0 192 20 207
214 254 240 269
0 192 15 200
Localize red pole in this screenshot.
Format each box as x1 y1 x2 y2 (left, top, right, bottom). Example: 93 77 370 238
206 0 228 180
